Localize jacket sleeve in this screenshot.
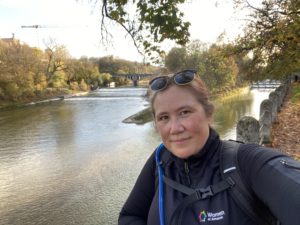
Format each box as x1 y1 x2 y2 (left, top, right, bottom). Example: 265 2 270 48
118 151 157 225
238 145 300 225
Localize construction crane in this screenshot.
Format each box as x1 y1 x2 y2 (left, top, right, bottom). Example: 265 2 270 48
21 24 89 48
21 24 70 48
21 24 88 29
21 25 41 29
20 25 52 47
21 24 69 29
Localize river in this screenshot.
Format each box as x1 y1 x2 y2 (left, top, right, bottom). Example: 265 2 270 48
0 87 272 225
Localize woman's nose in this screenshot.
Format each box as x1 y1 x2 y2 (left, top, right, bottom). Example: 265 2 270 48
170 118 184 134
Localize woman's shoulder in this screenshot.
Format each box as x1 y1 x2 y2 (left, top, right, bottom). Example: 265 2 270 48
236 143 288 181
237 143 286 163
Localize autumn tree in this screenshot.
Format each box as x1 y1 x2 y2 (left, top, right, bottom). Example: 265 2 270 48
0 39 48 100
164 40 209 73
90 0 299 79
164 47 188 72
200 44 238 92
164 42 239 92
66 58 102 90
86 0 190 63
234 0 300 80
44 38 70 85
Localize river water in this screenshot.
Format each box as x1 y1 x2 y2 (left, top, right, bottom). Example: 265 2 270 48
0 87 272 225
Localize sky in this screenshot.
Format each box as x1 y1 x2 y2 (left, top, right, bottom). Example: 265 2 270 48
0 0 252 62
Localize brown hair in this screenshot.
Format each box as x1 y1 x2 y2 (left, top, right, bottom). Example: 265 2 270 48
149 74 214 118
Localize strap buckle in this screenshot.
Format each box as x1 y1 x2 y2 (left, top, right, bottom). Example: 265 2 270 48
196 186 214 199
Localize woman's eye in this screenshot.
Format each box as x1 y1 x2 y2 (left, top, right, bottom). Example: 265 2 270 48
157 115 168 121
180 110 190 116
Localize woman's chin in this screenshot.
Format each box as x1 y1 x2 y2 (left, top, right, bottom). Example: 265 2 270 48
171 148 193 159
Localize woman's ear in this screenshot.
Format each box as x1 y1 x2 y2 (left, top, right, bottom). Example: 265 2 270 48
208 116 213 125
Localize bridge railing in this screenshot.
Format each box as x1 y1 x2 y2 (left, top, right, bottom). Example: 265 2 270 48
250 80 282 89
111 73 154 86
111 73 153 80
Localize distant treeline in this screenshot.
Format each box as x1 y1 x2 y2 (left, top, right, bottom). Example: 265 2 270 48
0 37 253 105
0 37 293 105
0 39 159 103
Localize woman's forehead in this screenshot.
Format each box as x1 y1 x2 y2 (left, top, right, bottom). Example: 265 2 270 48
153 86 199 110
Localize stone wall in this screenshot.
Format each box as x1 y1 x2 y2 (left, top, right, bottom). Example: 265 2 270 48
236 78 291 144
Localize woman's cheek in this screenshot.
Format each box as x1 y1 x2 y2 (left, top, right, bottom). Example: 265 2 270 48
157 123 169 138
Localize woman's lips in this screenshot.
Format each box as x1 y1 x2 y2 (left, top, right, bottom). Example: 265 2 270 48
171 137 191 143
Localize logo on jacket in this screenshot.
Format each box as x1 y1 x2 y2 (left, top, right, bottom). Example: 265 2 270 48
199 210 225 223
199 210 208 222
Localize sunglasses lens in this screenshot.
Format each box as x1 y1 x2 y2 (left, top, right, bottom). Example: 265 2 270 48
174 70 195 84
150 77 168 91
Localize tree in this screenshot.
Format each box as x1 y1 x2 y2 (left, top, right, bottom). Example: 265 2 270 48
88 0 190 62
66 58 102 90
98 55 160 75
164 47 187 72
164 43 239 92
0 39 48 100
44 38 70 81
200 44 238 92
234 0 300 80
185 40 209 73
99 73 112 86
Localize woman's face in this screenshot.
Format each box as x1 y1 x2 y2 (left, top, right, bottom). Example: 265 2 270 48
153 85 212 159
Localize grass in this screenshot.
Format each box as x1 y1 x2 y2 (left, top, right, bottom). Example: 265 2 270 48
291 82 300 103
212 86 250 102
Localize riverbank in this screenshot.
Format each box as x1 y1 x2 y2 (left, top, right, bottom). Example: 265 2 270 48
210 86 250 101
122 107 152 124
270 82 300 160
0 90 89 110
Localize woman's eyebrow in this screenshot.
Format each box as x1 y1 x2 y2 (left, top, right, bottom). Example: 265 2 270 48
156 111 168 117
177 105 192 111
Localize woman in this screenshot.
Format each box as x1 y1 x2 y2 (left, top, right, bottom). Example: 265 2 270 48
118 69 300 225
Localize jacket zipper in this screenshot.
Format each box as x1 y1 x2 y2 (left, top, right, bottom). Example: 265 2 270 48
176 161 191 225
184 160 191 185
280 159 300 170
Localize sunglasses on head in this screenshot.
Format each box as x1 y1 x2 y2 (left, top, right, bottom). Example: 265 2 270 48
149 69 197 91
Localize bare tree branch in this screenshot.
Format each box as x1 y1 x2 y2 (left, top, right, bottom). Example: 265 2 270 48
102 0 145 57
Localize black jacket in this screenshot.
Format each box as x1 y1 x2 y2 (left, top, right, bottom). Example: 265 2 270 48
119 129 300 225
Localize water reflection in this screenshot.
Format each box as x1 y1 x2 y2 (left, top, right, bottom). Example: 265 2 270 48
0 95 155 225
213 90 253 139
213 88 274 139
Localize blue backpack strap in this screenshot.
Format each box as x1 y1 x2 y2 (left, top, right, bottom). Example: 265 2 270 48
155 145 172 189
220 140 278 225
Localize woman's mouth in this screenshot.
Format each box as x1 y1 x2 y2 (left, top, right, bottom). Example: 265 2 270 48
171 137 191 143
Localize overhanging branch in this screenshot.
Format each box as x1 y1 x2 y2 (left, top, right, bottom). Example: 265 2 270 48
102 0 145 57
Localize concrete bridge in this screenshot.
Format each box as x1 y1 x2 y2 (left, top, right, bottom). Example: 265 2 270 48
112 73 153 86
